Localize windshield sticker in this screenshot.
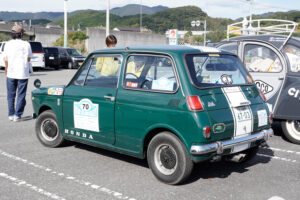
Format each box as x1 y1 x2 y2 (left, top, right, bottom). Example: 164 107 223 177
257 110 268 127
288 87 300 99
74 99 99 132
152 78 174 91
221 74 233 85
48 87 64 95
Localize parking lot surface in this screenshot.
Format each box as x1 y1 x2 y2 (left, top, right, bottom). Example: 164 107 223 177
0 68 299 200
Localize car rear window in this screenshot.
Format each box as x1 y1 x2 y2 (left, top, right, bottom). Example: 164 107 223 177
44 48 58 54
185 54 251 88
30 42 43 53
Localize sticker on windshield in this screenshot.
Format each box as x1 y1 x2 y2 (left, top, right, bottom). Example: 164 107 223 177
74 99 99 132
221 74 233 85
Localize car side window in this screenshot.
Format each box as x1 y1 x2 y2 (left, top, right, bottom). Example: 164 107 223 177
84 55 122 88
244 44 283 73
124 55 178 92
283 44 300 73
72 58 92 85
220 43 238 55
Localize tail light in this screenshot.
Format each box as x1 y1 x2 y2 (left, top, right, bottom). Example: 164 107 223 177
203 126 211 139
187 96 204 111
32 51 44 53
269 113 273 124
259 89 266 102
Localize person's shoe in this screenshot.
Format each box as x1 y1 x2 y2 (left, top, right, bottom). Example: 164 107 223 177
13 115 21 122
8 116 14 121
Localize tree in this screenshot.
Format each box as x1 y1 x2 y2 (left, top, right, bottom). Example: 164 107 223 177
0 33 10 42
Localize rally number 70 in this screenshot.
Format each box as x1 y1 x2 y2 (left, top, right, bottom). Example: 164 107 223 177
82 103 90 110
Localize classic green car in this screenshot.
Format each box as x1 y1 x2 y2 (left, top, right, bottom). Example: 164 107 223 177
32 45 273 185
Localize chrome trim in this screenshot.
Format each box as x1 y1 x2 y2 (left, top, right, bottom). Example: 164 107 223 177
190 128 273 155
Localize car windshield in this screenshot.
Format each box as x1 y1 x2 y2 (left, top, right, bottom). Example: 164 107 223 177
66 48 81 56
185 54 251 88
44 48 58 54
283 44 300 73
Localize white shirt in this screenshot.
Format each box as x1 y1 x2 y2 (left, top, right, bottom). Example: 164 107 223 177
3 39 32 79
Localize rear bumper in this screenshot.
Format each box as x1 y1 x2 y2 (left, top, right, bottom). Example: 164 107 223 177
190 128 273 155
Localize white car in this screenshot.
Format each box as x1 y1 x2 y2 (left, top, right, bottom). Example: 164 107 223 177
0 41 45 69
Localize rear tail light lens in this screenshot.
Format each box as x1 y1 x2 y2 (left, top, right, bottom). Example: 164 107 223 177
187 96 204 111
203 126 211 139
259 89 266 102
32 51 44 53
269 113 273 124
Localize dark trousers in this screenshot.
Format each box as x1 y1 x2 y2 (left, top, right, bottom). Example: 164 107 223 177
6 78 28 117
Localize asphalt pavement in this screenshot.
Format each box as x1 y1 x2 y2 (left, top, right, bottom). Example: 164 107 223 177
0 68 299 200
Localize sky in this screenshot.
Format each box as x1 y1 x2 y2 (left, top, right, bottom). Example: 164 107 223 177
1 0 299 19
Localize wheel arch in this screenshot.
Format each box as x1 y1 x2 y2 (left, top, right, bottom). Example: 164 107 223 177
142 124 188 158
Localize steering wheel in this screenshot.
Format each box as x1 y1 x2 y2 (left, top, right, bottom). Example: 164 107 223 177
125 73 138 79
140 79 152 89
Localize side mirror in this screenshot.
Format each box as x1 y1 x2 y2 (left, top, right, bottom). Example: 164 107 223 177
34 79 41 89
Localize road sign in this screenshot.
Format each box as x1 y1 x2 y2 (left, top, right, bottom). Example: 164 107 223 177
169 29 178 45
196 20 201 27
191 21 196 27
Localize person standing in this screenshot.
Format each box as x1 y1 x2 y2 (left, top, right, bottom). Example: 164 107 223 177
3 25 32 122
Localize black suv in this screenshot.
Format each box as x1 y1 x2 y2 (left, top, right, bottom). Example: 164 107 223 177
44 47 85 69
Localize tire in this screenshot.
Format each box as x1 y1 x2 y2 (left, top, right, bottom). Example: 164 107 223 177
147 132 193 185
68 62 73 69
281 120 300 144
35 110 65 147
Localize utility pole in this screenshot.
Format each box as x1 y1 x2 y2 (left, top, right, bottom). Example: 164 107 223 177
204 20 206 46
106 0 110 36
64 0 68 48
140 0 142 32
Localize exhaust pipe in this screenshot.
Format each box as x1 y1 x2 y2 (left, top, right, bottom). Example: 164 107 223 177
228 154 246 163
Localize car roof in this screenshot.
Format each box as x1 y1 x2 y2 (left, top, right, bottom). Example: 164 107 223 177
93 45 230 55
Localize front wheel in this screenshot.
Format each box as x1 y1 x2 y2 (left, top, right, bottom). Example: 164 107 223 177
35 110 65 147
147 132 193 185
281 120 300 144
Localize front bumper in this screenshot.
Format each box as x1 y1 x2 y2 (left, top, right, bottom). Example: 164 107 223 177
190 128 273 155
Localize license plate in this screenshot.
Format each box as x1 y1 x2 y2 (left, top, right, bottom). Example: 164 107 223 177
78 62 83 66
236 107 251 122
232 143 249 153
49 57 54 60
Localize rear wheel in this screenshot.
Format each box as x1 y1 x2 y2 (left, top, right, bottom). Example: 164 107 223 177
147 132 193 185
281 120 300 144
35 110 65 147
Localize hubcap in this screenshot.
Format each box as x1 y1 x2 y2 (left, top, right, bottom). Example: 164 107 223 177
293 120 300 132
154 144 178 175
41 119 58 141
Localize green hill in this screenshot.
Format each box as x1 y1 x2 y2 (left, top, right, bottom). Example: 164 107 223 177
109 4 168 17
52 6 233 34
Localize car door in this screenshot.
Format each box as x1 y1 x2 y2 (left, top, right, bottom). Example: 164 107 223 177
242 42 286 109
62 54 123 144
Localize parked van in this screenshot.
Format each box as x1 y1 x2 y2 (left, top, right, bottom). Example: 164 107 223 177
30 42 45 69
0 42 6 68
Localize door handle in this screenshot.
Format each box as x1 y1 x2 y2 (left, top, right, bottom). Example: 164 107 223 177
104 95 115 102
278 77 284 80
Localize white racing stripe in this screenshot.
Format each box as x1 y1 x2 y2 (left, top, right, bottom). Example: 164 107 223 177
0 172 66 200
257 153 297 163
0 149 137 200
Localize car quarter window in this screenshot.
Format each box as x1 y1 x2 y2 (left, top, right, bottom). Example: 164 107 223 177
72 58 92 85
283 44 300 73
84 55 122 88
124 55 178 92
244 44 283 73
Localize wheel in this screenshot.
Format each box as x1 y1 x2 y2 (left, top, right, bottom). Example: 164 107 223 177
68 62 73 69
147 132 193 185
281 120 300 144
35 110 65 147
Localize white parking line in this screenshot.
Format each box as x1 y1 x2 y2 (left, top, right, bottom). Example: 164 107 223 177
0 172 66 200
0 149 136 200
261 147 300 156
257 153 297 163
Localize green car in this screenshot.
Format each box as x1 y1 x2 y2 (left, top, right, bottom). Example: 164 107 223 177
32 45 273 185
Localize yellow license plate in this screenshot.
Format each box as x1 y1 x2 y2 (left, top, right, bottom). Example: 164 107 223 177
78 62 83 66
